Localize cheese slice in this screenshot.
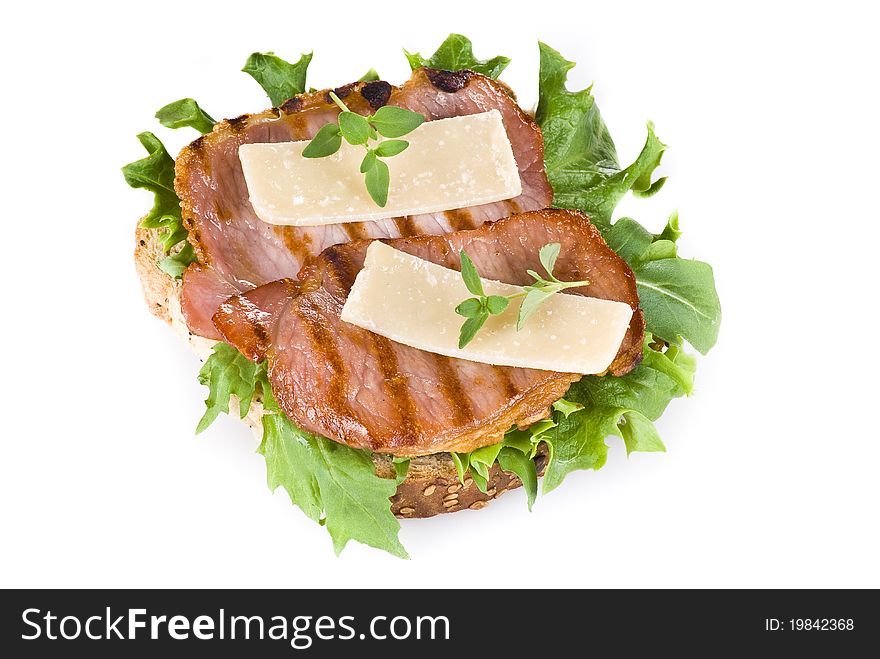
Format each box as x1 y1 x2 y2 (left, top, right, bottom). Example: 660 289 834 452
341 242 635 374
238 109 521 226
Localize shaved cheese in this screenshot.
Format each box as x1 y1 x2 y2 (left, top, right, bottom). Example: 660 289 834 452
238 110 521 226
341 242 635 374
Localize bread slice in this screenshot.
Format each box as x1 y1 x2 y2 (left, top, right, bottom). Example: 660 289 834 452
134 223 537 518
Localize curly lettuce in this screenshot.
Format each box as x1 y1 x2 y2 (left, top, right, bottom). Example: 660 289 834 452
155 98 216 134
404 34 510 79
242 51 313 106
453 336 693 504
122 132 196 278
537 42 667 230
196 344 407 558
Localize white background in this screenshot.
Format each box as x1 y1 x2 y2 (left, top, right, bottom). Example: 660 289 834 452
2 1 878 588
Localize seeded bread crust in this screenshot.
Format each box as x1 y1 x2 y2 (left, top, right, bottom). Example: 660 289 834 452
135 223 535 517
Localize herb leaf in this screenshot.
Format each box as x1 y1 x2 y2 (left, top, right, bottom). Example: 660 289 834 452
458 313 488 349
538 242 561 278
374 139 409 157
455 297 483 317
404 34 510 79
360 150 377 173
455 243 589 344
359 68 380 82
298 94 423 207
459 251 485 296
302 123 342 158
155 98 215 134
485 295 509 315
370 106 425 138
338 111 373 145
517 287 556 330
364 158 390 207
242 51 313 106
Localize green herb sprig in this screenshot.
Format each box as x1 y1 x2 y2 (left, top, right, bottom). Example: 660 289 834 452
302 92 425 207
455 243 590 348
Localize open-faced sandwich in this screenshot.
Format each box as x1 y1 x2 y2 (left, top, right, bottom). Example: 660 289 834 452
125 35 721 557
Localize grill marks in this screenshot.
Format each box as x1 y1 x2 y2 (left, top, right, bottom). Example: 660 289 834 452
445 208 475 231
276 226 313 263
341 222 370 241
296 295 367 434
214 210 642 456
367 334 421 448
392 216 419 237
503 199 521 215
431 355 475 426
492 367 519 400
320 245 358 294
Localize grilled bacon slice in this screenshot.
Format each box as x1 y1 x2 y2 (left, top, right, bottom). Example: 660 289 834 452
214 210 644 457
175 69 553 340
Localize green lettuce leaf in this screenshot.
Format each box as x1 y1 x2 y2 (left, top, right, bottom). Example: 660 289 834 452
618 410 666 455
606 213 721 354
405 34 510 79
259 407 407 558
605 217 654 265
197 344 407 558
259 413 323 523
540 337 693 491
155 98 216 134
566 337 693 422
540 405 619 492
122 132 181 240
536 42 666 229
122 132 196 277
451 338 694 499
157 243 196 279
195 343 261 433
657 210 683 243
243 51 313 106
452 430 541 506
636 259 721 354
359 68 380 82
497 448 538 510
